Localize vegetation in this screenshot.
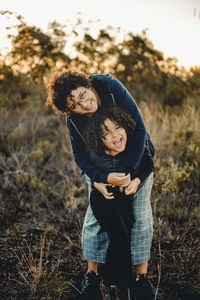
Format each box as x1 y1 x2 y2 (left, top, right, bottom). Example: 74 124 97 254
0 11 199 300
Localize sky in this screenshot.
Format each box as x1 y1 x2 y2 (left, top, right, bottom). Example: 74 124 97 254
1 0 200 68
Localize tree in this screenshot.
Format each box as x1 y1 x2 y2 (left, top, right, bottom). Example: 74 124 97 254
7 15 70 81
186 67 200 95
113 31 166 102
72 27 118 74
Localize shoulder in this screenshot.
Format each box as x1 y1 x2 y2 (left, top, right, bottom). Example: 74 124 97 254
90 74 125 92
90 74 113 101
90 74 112 81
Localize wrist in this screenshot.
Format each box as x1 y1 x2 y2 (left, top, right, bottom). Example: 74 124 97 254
107 174 111 184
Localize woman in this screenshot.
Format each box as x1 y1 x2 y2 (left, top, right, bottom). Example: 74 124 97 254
47 71 156 300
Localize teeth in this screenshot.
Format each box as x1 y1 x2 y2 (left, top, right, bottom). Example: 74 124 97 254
114 138 121 143
114 138 122 147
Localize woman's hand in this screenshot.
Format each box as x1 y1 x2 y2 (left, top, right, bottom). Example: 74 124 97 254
107 173 131 187
124 177 141 195
93 182 114 199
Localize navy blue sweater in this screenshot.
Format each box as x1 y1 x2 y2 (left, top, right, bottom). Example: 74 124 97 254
67 75 155 183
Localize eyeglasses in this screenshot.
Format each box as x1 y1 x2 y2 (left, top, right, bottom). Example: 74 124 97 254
68 87 91 114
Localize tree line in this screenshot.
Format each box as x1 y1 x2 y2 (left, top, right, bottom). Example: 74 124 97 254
1 11 200 108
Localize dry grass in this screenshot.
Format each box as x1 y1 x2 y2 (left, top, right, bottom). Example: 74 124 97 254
141 101 200 157
0 93 199 299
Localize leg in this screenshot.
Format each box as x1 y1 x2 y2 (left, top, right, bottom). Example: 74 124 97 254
81 224 103 300
90 188 132 288
80 176 109 299
82 175 109 264
130 173 156 300
132 261 148 278
130 173 154 267
82 203 109 264
90 188 133 300
80 206 105 300
88 260 98 273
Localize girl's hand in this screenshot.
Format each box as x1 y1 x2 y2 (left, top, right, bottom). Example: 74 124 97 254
107 173 131 187
93 182 114 199
124 178 141 195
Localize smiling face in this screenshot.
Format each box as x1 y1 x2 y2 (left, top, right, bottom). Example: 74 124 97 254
66 86 99 116
100 118 127 156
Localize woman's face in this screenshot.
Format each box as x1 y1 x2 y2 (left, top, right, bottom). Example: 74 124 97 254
100 119 127 156
67 87 99 116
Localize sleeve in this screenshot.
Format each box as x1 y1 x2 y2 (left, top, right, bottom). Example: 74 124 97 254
111 78 147 171
131 147 154 183
67 118 109 183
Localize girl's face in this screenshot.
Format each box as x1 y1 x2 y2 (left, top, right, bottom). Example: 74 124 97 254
67 87 99 116
100 119 127 156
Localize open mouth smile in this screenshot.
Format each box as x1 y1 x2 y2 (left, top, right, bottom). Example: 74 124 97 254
113 138 123 148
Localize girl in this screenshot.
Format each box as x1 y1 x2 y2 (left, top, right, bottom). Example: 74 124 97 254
83 105 154 300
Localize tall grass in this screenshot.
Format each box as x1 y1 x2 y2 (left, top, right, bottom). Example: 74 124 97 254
140 102 200 299
0 85 199 299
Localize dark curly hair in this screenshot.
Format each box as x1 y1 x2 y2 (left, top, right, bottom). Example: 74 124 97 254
46 70 91 115
84 105 136 155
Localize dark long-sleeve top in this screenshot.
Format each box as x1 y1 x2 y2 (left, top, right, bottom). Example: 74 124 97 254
66 74 155 183
89 145 154 185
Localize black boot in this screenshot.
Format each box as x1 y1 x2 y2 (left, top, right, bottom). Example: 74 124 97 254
79 270 102 300
100 281 116 300
132 274 157 300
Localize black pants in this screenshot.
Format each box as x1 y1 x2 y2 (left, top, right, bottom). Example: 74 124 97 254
90 187 133 288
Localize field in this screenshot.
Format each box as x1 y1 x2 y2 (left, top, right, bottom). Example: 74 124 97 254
0 79 199 300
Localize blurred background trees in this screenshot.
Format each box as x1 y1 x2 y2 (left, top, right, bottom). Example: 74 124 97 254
1 10 200 107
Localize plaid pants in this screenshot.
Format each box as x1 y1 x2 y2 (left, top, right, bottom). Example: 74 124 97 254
82 172 153 265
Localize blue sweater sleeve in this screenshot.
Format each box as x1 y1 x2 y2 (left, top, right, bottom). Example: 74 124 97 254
67 118 108 183
110 78 147 171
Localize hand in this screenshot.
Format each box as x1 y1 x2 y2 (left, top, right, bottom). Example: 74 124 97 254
93 182 114 199
124 177 141 195
107 173 131 187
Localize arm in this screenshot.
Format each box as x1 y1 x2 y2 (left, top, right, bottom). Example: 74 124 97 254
111 78 147 170
67 117 108 183
124 147 154 195
132 146 154 183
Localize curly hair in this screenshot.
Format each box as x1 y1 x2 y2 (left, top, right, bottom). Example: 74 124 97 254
84 105 136 155
46 70 91 115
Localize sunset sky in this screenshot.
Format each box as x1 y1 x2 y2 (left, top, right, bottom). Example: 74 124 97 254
1 0 200 68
